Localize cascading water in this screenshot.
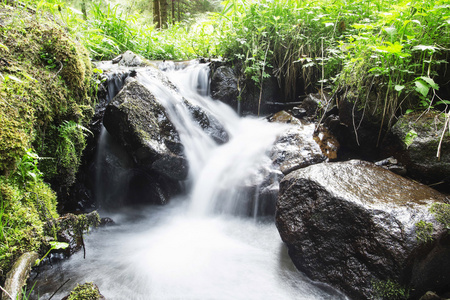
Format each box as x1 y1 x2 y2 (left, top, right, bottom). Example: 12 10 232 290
31 62 347 300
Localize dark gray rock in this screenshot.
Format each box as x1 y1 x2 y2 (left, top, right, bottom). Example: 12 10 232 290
210 63 282 116
210 66 238 106
103 80 187 181
276 160 450 299
382 111 450 192
151 154 188 181
270 111 326 175
184 100 229 144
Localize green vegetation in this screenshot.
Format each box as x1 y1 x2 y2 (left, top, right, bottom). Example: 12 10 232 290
0 1 95 282
415 220 434 243
66 282 103 300
32 0 447 126
430 202 450 230
34 240 69 266
372 279 410 300
0 0 449 292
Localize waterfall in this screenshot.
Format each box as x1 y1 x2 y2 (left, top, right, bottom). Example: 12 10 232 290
31 61 347 300
136 62 284 216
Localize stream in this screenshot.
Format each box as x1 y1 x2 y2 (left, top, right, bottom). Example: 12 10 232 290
30 61 347 300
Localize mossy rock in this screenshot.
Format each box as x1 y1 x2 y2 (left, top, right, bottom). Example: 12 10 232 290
63 282 105 300
383 111 450 190
0 2 96 282
0 175 58 280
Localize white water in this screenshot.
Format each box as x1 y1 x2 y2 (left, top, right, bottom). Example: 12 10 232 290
31 62 347 300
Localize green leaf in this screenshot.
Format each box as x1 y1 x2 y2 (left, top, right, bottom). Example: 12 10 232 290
412 45 438 52
415 80 430 97
49 241 69 250
418 76 439 90
435 100 450 106
404 130 418 148
405 109 415 115
394 85 405 92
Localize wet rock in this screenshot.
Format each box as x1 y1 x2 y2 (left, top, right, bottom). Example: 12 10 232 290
103 79 188 181
210 62 282 115
112 54 122 64
118 50 143 67
375 156 407 176
382 111 450 192
184 100 229 144
300 93 321 118
313 125 340 160
419 291 447 300
151 154 188 181
276 160 450 299
54 211 101 256
270 111 326 175
100 217 115 226
210 66 238 107
2 252 38 300
335 93 386 160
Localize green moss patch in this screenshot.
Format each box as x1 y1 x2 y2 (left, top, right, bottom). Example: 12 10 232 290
0 3 96 282
0 174 57 278
66 282 103 300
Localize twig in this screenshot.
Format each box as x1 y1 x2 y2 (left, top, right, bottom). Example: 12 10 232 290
53 61 63 79
436 112 450 160
81 232 86 259
258 41 270 117
0 284 13 300
48 278 71 300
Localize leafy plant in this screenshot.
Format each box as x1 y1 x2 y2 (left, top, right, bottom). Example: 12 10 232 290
403 130 418 149
15 149 43 185
34 240 69 266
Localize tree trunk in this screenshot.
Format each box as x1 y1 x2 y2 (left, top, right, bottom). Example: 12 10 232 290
177 0 180 23
81 0 87 20
172 0 175 25
160 0 168 28
153 0 161 29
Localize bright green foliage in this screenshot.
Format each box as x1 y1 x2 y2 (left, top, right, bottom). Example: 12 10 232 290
67 282 102 300
430 203 450 230
0 174 58 279
215 0 450 113
0 2 95 282
415 220 434 243
403 130 418 149
372 279 410 300
39 120 91 187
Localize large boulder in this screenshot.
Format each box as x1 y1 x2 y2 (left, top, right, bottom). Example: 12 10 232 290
103 79 188 181
276 160 450 299
383 111 450 192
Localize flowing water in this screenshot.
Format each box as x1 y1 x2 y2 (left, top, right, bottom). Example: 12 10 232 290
31 62 347 300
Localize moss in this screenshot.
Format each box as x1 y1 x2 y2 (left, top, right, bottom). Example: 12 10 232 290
0 4 95 179
429 203 450 230
415 220 434 244
0 3 97 281
67 282 102 300
0 175 58 279
372 279 410 300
